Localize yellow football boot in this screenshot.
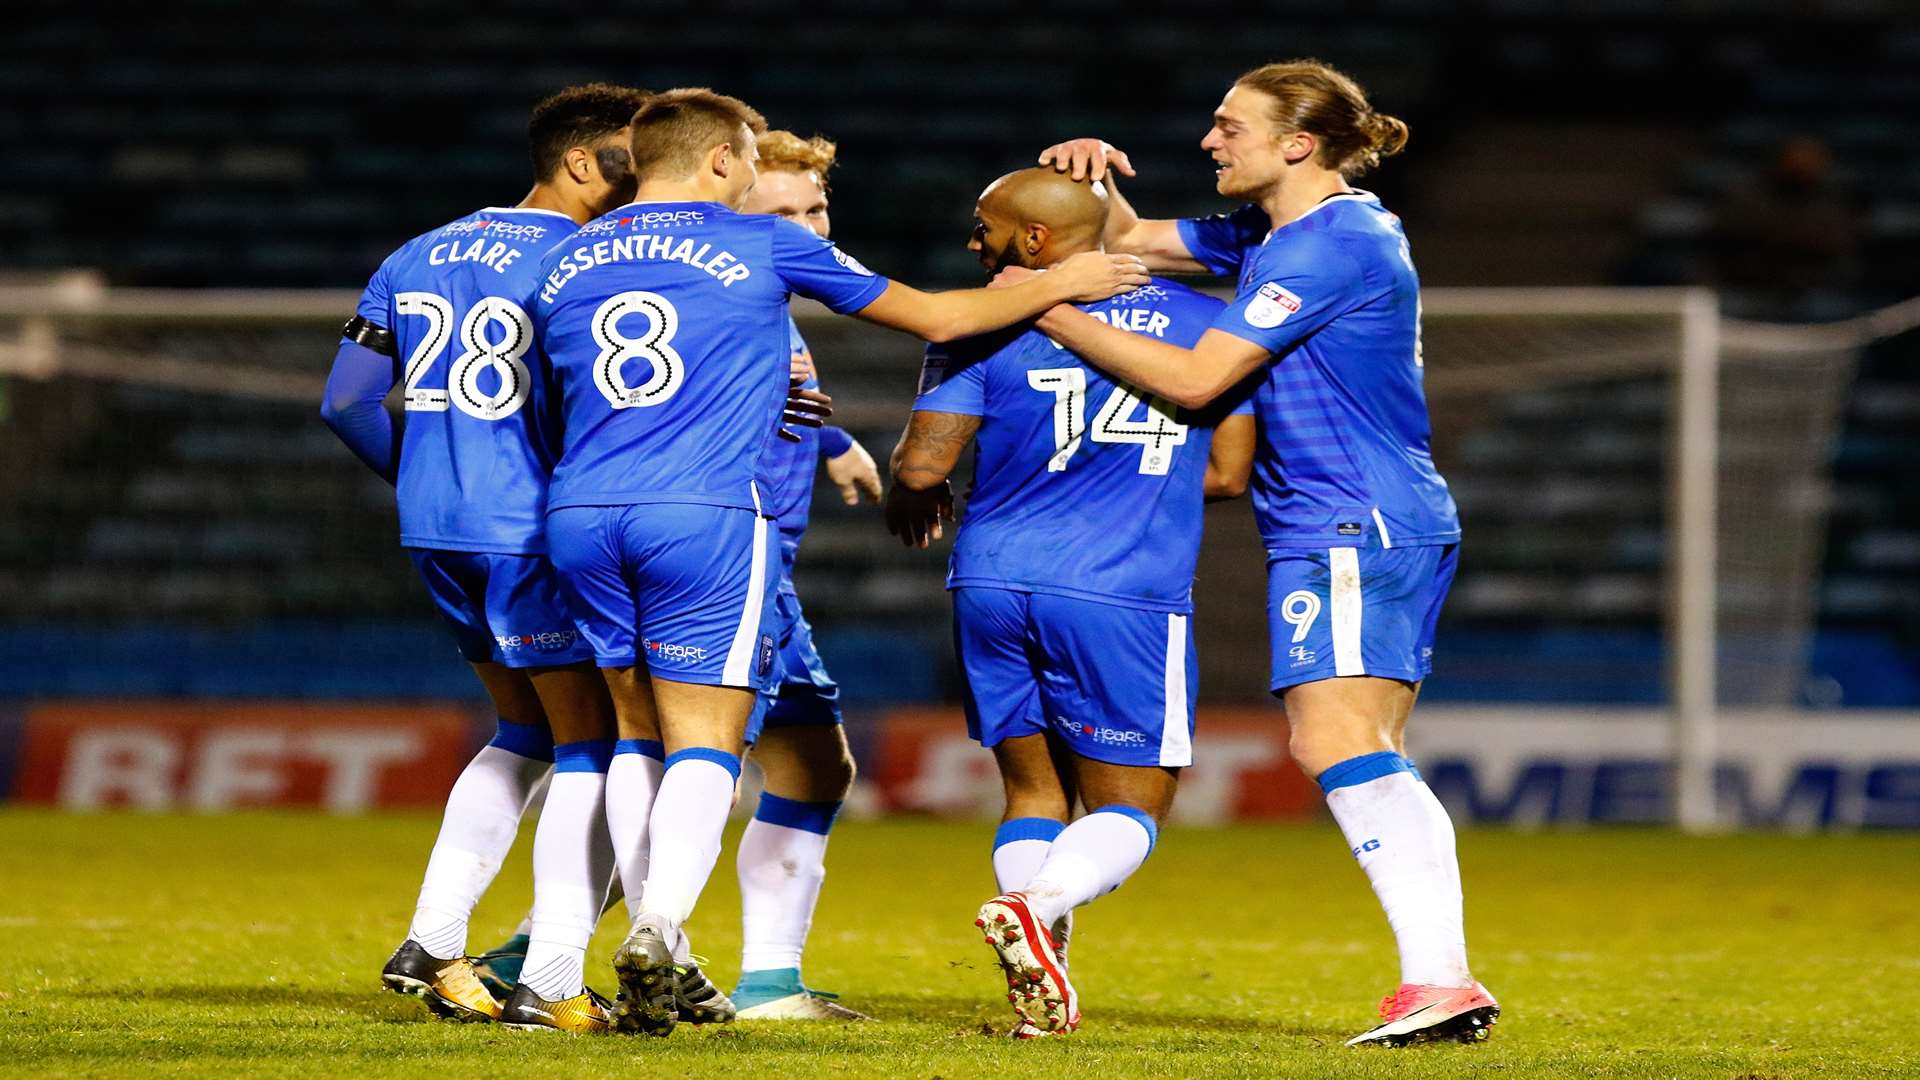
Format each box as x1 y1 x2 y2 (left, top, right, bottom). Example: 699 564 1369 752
380 940 503 1022
499 983 617 1034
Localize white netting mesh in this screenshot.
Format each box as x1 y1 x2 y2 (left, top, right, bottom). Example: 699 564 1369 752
0 284 1906 707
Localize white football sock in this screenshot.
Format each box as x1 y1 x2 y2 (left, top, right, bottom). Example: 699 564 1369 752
991 817 1064 893
639 749 741 929
738 794 841 973
1320 751 1472 989
408 739 550 960
1021 806 1156 928
504 769 555 942
606 740 666 923
520 741 615 1001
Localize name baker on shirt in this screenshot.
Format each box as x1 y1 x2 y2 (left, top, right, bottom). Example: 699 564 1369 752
1048 305 1172 350
539 234 750 303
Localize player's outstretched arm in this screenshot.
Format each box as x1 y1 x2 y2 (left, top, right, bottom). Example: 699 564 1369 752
319 340 401 484
852 251 1148 343
1038 138 1209 274
1039 306 1270 411
1204 413 1256 502
885 410 980 548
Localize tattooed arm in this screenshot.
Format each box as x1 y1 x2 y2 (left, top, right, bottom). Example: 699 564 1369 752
885 410 981 549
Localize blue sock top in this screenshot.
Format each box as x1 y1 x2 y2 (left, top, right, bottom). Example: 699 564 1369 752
488 718 554 763
615 738 666 761
664 746 742 783
553 738 616 773
1317 750 1411 793
1090 803 1159 855
753 792 843 835
993 817 1066 850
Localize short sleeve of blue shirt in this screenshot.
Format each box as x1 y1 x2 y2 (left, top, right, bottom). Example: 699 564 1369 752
770 219 892 314
913 340 989 416
1175 204 1271 277
1211 232 1365 357
349 260 393 338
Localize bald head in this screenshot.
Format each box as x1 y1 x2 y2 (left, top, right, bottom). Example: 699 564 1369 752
968 167 1110 272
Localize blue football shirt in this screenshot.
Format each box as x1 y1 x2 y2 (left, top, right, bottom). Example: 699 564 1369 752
352 205 578 554
915 278 1251 613
1179 192 1460 550
534 202 890 515
761 313 823 561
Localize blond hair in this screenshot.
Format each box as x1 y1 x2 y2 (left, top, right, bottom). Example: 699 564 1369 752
757 131 838 188
1234 60 1409 177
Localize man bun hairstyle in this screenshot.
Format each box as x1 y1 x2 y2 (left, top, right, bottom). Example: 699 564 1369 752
528 82 652 181
757 131 838 188
1233 59 1409 177
629 88 769 182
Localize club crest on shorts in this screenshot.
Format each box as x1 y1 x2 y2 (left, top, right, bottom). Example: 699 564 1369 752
1244 281 1302 329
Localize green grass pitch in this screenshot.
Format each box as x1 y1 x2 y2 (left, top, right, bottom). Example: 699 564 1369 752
2 810 1916 1078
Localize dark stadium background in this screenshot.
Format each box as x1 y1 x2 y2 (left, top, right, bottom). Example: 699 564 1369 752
1 0 1915 740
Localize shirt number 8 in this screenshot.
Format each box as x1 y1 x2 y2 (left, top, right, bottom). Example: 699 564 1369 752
591 291 685 409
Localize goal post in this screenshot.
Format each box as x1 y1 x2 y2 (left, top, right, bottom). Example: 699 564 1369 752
1671 290 1721 833
1 282 1887 834
1417 287 1724 832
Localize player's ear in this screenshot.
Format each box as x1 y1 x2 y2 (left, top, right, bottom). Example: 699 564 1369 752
1280 130 1316 166
711 141 733 179
1024 222 1049 257
563 145 596 186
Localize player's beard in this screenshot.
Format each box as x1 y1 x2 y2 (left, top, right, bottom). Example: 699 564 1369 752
1216 156 1278 202
987 236 1031 274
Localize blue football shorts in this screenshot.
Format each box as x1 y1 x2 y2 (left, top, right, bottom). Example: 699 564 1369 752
545 502 780 692
406 548 594 668
1265 542 1458 693
953 587 1196 768
744 579 842 745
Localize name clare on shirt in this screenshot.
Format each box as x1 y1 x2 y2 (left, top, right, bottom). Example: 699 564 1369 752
429 238 525 274
539 234 750 304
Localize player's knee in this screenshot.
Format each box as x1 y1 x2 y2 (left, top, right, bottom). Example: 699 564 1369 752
797 742 855 799
1287 719 1395 780
756 728 855 802
1077 770 1177 824
1001 768 1072 820
1287 723 1342 780
824 745 856 795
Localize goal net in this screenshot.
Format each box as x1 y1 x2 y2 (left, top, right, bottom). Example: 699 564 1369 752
0 278 1897 826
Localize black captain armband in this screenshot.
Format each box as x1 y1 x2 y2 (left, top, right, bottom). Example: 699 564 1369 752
341 316 397 357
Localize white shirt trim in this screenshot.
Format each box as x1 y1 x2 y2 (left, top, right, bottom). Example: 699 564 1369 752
482 205 577 221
